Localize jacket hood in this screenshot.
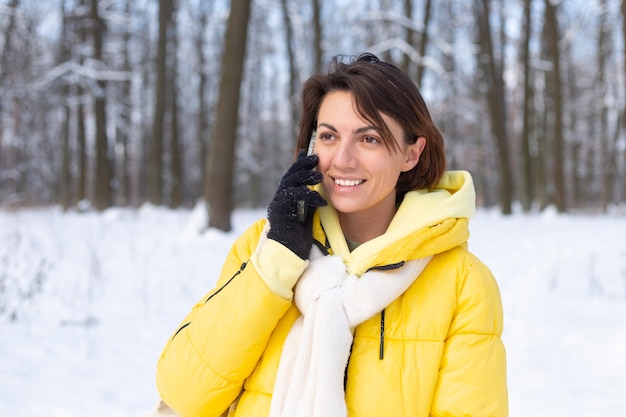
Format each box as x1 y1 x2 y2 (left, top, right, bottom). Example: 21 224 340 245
314 170 476 276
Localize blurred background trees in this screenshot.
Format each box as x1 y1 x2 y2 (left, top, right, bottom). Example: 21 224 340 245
1 0 625 230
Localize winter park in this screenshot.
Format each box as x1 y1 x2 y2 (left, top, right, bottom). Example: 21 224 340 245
1 204 626 416
2 1 626 416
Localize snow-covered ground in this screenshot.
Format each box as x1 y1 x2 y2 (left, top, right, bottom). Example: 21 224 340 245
0 204 625 417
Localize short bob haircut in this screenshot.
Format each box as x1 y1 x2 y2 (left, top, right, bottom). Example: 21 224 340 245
296 53 446 194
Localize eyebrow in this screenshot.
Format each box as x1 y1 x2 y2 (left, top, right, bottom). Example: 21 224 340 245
317 122 380 134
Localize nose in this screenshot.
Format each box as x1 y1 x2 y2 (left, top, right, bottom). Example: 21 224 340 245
332 141 357 170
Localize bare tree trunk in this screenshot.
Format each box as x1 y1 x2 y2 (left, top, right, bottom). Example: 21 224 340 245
519 0 533 211
583 99 597 206
414 0 432 87
598 0 610 212
544 0 566 212
567 59 582 209
196 3 210 200
609 116 621 205
59 0 72 211
138 33 153 207
60 105 72 210
91 0 112 211
312 0 323 72
399 0 430 86
169 1 183 209
0 0 20 198
76 100 87 204
205 0 252 231
76 0 88 205
115 0 132 207
623 0 626 201
438 0 460 170
473 0 513 214
148 0 170 206
280 0 300 137
237 51 259 208
400 0 414 76
535 72 549 210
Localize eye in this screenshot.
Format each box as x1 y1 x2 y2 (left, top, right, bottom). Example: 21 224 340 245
319 132 335 142
363 135 381 145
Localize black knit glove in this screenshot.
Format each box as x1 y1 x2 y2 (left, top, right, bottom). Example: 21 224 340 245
267 150 327 259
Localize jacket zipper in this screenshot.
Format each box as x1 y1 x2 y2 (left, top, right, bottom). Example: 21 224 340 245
204 261 248 303
171 321 191 340
367 261 405 361
379 308 386 359
343 260 407 388
170 261 249 341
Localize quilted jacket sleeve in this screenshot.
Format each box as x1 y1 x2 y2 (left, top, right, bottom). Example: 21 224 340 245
431 252 509 417
156 219 297 417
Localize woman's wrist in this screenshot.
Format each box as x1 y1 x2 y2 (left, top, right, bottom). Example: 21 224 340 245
252 238 308 299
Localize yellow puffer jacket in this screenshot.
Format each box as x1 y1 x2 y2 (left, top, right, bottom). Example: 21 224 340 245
156 171 508 417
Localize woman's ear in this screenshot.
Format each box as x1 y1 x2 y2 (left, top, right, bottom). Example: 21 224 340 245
402 136 426 172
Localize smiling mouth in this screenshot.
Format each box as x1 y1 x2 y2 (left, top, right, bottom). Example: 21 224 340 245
334 178 365 187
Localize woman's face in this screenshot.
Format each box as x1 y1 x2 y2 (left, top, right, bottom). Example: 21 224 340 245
314 90 424 223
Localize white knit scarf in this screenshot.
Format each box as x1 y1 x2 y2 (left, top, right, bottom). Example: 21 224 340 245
269 246 432 417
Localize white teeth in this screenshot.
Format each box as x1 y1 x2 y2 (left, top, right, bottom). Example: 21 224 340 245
335 178 364 187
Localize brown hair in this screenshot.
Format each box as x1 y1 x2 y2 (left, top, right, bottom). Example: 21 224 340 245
296 53 446 192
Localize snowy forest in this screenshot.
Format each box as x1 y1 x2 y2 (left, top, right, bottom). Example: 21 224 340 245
1 0 626 229
2 2 626 416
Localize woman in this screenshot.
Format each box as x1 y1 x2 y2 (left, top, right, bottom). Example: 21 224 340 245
155 53 508 417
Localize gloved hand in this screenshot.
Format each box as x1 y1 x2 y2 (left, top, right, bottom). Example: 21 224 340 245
267 150 327 259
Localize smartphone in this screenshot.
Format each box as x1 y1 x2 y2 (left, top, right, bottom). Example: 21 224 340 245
297 130 317 223
307 130 317 156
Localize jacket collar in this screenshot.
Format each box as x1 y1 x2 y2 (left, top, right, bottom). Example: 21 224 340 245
312 171 475 276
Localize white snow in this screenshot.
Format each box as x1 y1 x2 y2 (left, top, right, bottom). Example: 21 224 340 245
1 204 625 416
